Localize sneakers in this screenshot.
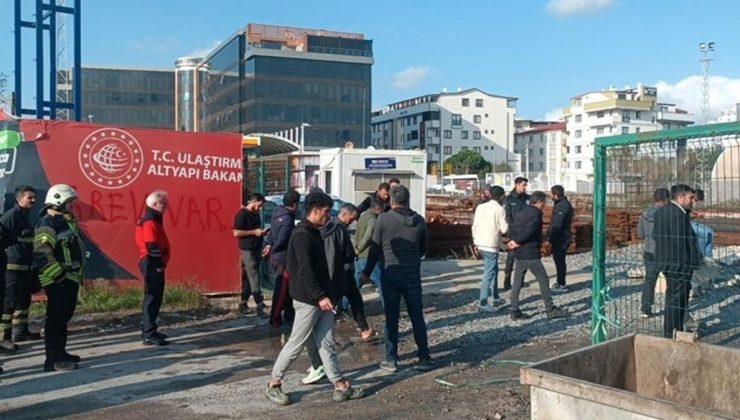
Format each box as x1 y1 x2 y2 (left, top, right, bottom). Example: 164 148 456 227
0 340 17 355
43 360 78 372
332 385 365 402
301 365 326 384
379 360 398 373
491 297 507 306
478 303 496 313
143 335 170 346
415 358 437 371
238 301 251 315
547 306 569 319
510 310 532 321
551 284 568 293
265 384 290 406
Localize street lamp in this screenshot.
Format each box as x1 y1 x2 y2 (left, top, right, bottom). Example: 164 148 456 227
699 41 715 124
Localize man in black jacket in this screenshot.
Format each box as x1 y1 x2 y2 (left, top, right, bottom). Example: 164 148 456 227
502 177 530 290
356 182 391 214
653 184 701 338
265 191 300 329
507 191 568 320
266 192 364 406
362 185 434 372
549 185 573 293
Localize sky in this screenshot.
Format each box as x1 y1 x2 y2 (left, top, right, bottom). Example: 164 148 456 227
3 0 740 120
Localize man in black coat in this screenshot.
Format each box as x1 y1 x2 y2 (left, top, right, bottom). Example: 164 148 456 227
502 177 530 290
653 184 701 338
549 185 573 292
356 182 391 214
507 191 568 321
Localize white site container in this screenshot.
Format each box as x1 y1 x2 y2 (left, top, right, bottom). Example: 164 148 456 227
319 148 427 216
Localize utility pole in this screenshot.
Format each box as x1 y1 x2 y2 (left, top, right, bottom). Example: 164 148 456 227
699 41 715 124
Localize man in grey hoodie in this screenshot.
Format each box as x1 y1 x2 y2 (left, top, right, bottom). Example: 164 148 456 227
638 188 670 318
362 185 434 372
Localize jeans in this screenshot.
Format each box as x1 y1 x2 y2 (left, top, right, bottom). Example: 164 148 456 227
640 252 660 313
478 251 500 305
240 249 264 305
510 258 554 313
381 270 429 362
271 300 343 384
355 257 383 307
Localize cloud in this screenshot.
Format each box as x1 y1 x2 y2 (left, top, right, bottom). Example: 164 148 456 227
655 75 740 121
392 66 430 90
546 0 614 16
185 41 222 58
544 108 564 121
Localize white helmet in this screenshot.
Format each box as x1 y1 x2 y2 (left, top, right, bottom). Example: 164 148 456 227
45 184 78 208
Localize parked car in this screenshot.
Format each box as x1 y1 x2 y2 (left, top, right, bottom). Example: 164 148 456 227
262 194 347 229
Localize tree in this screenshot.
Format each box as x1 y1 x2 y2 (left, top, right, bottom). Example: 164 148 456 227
444 149 492 178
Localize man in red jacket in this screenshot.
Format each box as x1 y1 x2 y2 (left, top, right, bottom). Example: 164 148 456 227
135 190 171 346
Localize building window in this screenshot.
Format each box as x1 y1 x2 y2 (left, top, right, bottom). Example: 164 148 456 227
575 161 582 169
484 129 488 134
539 148 544 156
473 131 481 139
462 98 470 107
514 138 518 146
575 129 582 138
540 134 544 142
444 130 452 138
597 111 604 118
474 115 481 123
427 128 435 138
576 145 582 154
539 162 544 170
596 127 604 135
435 129 441 138
444 146 452 154
461 146 469 151
575 98 582 106
635 111 641 120
461 130 469 139
475 99 484 107
473 147 481 154
622 110 631 122
622 126 629 134
575 114 582 123
451 114 462 127
485 114 488 118
635 127 640 133
411 130 418 140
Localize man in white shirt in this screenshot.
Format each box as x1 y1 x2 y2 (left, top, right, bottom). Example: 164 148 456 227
471 185 509 312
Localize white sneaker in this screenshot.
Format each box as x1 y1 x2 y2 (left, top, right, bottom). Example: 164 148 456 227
301 366 326 384
478 303 496 313
491 297 507 306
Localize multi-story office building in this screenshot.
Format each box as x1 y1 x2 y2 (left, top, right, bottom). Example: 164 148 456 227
197 24 373 149
514 122 567 186
371 88 517 170
562 85 694 191
59 66 175 129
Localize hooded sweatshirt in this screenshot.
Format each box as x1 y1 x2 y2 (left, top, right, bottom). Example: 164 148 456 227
364 207 427 277
637 206 659 254
287 219 335 305
320 218 353 295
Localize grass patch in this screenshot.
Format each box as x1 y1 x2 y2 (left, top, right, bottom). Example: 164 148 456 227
30 280 208 317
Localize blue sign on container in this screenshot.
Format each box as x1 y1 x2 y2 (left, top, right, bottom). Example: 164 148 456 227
365 157 396 170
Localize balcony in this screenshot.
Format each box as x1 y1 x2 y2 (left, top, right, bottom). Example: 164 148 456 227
657 111 694 124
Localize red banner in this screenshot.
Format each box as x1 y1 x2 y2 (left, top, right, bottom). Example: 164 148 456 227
18 120 243 294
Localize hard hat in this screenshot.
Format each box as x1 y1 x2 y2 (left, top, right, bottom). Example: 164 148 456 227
45 184 78 208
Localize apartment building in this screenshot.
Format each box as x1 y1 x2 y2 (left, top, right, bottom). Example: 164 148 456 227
563 85 694 191
371 88 517 171
513 122 568 187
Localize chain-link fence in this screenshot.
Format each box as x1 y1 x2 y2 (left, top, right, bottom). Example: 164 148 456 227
592 123 740 347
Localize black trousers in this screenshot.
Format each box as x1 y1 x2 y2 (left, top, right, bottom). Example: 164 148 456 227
341 270 369 331
640 252 660 313
661 266 692 338
503 252 526 288
44 279 79 361
140 259 165 338
4 270 33 315
551 239 570 286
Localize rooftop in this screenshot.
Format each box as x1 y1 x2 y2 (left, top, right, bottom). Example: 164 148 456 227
517 122 567 135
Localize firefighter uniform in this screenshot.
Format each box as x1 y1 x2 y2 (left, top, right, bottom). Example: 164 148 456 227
1 204 41 342
0 221 17 355
34 184 85 371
